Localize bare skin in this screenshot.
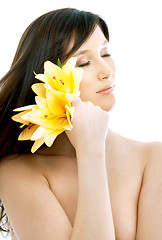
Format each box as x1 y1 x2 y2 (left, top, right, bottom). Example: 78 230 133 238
0 26 162 240
0 127 162 240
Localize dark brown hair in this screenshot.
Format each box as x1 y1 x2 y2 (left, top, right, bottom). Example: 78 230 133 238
0 8 109 234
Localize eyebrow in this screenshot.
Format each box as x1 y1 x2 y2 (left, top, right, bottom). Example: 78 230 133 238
74 40 109 57
73 50 89 57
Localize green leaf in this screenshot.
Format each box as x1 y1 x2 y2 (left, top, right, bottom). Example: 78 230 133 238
57 58 62 69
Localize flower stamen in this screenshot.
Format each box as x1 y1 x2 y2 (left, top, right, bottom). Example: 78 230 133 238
28 123 34 129
60 80 64 85
19 123 26 129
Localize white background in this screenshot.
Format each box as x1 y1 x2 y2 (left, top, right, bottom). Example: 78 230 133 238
0 0 162 239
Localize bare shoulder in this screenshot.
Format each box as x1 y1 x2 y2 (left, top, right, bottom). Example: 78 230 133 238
136 141 162 239
107 131 162 187
144 140 162 161
0 153 49 206
0 154 31 180
107 130 149 166
0 154 72 239
119 132 162 168
141 141 162 183
0 154 47 189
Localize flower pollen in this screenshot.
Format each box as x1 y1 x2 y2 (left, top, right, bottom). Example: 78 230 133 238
44 114 48 118
53 76 56 79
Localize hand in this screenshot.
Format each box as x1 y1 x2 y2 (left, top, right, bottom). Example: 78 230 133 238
66 97 109 150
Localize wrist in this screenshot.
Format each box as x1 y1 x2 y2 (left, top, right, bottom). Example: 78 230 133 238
76 141 106 159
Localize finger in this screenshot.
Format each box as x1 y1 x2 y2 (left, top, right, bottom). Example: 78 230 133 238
72 96 82 106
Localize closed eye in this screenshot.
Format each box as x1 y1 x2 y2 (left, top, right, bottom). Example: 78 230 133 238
102 53 111 57
78 61 91 67
77 54 111 67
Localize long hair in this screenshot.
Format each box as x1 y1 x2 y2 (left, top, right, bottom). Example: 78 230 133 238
0 8 109 233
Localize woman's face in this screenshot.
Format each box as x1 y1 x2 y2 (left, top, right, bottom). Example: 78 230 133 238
73 26 116 111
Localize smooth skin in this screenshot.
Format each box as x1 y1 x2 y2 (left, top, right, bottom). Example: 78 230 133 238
0 26 162 240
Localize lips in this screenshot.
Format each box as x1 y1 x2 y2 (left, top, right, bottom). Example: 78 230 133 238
96 84 115 94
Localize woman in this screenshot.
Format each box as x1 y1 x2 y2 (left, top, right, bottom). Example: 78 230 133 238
0 8 162 240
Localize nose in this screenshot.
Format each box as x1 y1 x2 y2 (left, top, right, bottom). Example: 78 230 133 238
97 59 113 82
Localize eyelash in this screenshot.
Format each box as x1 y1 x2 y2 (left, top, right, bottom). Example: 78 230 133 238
78 61 91 67
78 53 111 67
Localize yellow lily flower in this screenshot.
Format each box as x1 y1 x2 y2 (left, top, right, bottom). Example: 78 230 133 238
35 57 82 94
12 57 83 153
12 105 37 128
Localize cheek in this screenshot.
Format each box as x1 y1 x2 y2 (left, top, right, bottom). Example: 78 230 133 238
79 75 94 102
79 82 91 101
109 58 116 76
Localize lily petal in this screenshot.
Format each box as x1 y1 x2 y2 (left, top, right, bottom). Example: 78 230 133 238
31 138 45 153
13 105 36 112
66 105 75 121
35 74 60 92
31 126 47 140
44 61 63 78
60 119 73 130
12 111 30 124
72 68 83 93
35 96 47 109
35 74 49 83
44 129 64 147
18 124 39 140
32 83 46 97
62 57 77 76
65 92 80 103
46 91 69 116
29 112 66 130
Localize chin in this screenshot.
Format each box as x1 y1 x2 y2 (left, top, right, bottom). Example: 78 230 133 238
95 94 116 112
80 93 116 112
101 102 116 112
